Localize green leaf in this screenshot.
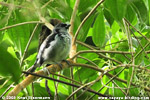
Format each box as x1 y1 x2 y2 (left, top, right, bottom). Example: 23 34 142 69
77 44 98 64
25 53 37 61
92 8 105 47
33 83 52 97
48 0 72 20
135 33 150 64
103 8 114 26
104 0 127 22
129 0 148 24
0 41 20 82
125 5 136 24
78 0 97 13
115 42 129 62
114 81 126 97
0 32 4 43
74 67 96 83
7 10 35 57
78 11 96 42
111 21 120 35
7 46 18 59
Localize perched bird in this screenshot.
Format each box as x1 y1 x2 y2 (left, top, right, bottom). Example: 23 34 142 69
28 22 71 73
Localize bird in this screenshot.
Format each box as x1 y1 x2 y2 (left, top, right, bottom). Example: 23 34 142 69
28 22 72 73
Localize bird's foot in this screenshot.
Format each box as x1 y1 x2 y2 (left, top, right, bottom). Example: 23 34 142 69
62 60 70 66
57 63 63 69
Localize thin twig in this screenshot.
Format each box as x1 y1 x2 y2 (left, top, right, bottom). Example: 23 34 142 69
112 81 127 95
130 29 149 58
45 80 51 97
72 63 137 86
102 40 127 48
6 60 150 98
66 83 92 100
122 53 131 61
71 49 130 63
0 1 26 9
76 40 122 64
41 0 53 9
100 79 134 90
134 42 150 59
66 74 107 100
22 71 107 97
78 56 99 67
20 23 39 66
123 19 135 95
124 18 150 42
31 83 34 99
52 73 82 85
32 1 54 31
0 21 42 31
73 0 105 44
88 67 126 100
108 64 150 72
75 74 106 100
0 84 13 99
53 74 59 100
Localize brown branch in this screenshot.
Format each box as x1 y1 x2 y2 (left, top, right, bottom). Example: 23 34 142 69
4 61 97 97
5 60 150 98
6 60 71 98
69 0 79 59
40 17 54 31
24 72 107 97
69 0 80 99
9 71 107 98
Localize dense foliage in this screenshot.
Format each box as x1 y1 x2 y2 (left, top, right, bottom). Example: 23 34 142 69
0 0 150 99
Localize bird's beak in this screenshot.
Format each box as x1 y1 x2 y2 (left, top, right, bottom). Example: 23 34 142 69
66 24 71 29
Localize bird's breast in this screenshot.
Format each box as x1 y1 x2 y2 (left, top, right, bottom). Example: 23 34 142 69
43 33 71 63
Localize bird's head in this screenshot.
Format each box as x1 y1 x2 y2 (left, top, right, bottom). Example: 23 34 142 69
54 23 71 33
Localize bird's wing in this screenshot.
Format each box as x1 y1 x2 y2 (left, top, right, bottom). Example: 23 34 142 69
36 32 57 65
